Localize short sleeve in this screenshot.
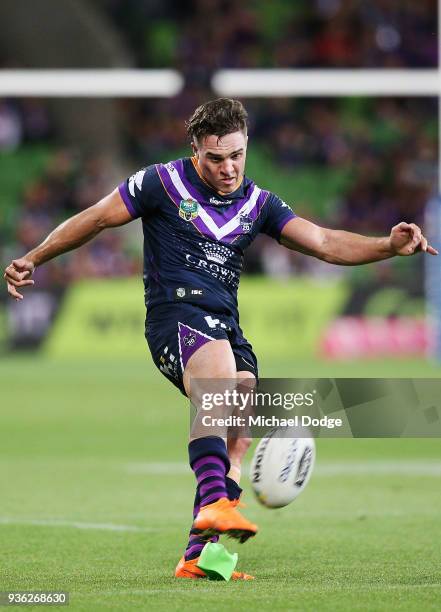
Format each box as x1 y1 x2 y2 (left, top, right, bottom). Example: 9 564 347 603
260 193 296 241
118 165 161 219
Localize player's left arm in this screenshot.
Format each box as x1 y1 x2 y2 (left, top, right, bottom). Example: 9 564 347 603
280 217 438 264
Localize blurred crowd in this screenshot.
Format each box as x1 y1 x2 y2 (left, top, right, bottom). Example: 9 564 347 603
0 98 52 150
253 97 437 231
247 99 436 286
0 99 140 289
105 0 437 72
20 152 138 280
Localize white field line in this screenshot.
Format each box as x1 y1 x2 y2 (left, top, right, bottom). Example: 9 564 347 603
0 518 155 532
0 509 437 530
96 584 441 596
125 460 441 477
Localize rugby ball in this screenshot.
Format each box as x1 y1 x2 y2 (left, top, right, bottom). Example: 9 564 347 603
249 428 315 508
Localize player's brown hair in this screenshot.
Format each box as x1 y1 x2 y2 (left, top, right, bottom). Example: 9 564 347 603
186 98 248 143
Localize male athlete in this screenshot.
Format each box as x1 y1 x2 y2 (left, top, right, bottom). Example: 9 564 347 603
4 98 437 580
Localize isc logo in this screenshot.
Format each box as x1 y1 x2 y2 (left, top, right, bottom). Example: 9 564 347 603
175 287 204 298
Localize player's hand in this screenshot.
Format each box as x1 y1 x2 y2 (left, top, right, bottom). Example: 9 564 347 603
3 258 35 301
389 222 438 257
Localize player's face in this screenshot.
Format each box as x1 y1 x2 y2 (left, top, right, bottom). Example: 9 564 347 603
192 131 247 194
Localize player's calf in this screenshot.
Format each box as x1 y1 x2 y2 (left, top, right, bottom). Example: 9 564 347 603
227 436 252 483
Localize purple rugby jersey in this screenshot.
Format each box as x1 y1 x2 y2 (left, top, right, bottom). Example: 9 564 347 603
118 157 296 318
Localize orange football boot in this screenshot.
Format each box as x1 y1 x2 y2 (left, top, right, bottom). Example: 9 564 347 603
175 556 254 580
192 497 258 543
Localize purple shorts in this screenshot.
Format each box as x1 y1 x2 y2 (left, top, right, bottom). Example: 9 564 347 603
145 303 258 396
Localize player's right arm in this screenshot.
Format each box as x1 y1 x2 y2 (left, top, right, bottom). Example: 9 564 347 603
4 189 133 300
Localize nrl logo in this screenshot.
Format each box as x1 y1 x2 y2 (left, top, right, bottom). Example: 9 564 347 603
179 198 199 221
176 287 186 298
239 213 253 232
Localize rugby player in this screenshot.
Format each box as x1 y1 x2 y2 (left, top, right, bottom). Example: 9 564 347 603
4 98 437 580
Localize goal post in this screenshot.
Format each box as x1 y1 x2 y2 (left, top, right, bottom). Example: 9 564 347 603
425 197 441 360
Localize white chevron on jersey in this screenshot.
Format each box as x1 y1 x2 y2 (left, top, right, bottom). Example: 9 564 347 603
164 163 262 241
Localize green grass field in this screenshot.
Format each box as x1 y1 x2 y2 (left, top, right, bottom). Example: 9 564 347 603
1 356 441 611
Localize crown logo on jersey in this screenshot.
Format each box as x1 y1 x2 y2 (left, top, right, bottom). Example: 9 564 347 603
199 242 233 265
179 198 199 221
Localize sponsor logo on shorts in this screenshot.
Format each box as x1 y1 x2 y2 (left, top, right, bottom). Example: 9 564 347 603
179 198 199 221
175 287 204 299
159 345 179 380
204 315 230 331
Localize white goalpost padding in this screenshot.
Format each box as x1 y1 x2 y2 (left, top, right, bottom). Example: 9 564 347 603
212 69 441 97
0 69 184 97
0 68 438 97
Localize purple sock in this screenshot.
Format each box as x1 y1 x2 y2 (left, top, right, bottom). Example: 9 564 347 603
188 437 230 508
184 477 243 561
184 437 232 562
193 455 228 507
184 486 219 561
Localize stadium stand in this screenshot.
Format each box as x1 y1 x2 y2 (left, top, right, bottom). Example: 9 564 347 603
103 0 437 71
